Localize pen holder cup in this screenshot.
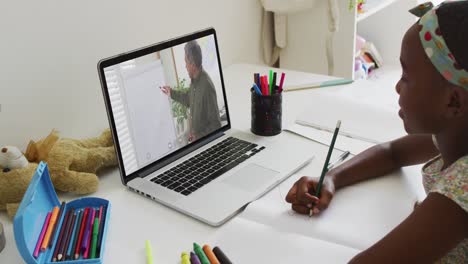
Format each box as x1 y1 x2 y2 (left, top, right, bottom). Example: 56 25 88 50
251 89 282 136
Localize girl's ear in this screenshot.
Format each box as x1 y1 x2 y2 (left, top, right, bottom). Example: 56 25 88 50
445 85 468 118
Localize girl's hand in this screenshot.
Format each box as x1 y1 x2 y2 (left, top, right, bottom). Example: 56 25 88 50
285 175 336 215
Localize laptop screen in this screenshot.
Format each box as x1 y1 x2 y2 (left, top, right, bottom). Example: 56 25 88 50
100 30 229 176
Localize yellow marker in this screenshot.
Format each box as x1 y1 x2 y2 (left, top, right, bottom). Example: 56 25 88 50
181 252 191 264
145 240 153 264
41 206 59 251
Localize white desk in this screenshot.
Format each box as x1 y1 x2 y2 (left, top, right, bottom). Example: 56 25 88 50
0 64 425 263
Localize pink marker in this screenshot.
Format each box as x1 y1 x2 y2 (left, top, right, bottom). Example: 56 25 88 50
34 212 52 258
279 72 286 92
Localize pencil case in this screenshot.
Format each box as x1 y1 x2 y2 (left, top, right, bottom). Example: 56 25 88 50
14 162 110 264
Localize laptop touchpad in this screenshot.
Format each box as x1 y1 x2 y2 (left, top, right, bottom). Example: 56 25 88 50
222 164 279 191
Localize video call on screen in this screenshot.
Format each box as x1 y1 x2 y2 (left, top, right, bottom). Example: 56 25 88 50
104 35 227 175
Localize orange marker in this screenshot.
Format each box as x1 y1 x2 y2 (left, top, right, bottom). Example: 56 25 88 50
203 244 220 264
41 206 59 251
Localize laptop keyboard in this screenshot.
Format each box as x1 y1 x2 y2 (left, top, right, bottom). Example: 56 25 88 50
150 137 265 196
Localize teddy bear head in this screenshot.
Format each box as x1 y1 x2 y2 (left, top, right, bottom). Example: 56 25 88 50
0 146 38 217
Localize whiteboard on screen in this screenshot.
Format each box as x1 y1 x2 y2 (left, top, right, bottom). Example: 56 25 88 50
122 60 176 167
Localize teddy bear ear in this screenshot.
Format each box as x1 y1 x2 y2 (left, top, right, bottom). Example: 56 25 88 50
25 140 39 162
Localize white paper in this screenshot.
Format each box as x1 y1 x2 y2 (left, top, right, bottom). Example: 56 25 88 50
239 170 418 250
294 94 406 144
285 123 374 155
213 218 359 263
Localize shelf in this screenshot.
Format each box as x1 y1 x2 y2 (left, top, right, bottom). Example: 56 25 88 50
356 0 399 22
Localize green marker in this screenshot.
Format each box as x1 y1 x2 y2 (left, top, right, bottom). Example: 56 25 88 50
90 217 99 258
269 69 273 95
193 242 210 264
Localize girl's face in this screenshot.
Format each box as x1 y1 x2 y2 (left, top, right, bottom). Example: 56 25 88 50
396 24 450 134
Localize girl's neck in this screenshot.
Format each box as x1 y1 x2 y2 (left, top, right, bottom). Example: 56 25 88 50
435 122 468 170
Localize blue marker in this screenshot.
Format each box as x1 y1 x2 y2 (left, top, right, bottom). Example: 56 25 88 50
252 83 262 95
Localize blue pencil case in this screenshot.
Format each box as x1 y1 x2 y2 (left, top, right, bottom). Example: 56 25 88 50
13 162 110 264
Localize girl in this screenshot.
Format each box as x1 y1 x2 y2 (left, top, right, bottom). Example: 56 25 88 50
285 1 468 263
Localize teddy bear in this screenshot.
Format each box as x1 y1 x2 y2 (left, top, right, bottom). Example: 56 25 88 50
0 129 117 218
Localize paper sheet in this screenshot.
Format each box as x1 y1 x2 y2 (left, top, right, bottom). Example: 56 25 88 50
212 218 359 263
239 169 418 250
294 94 406 144
285 123 374 155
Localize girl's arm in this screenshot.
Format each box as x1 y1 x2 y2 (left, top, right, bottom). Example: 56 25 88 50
330 134 439 189
349 192 468 263
286 134 439 212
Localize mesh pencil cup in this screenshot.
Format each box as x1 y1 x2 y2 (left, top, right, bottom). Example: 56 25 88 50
251 88 282 136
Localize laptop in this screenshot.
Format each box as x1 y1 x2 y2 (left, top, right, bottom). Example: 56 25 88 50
98 28 313 226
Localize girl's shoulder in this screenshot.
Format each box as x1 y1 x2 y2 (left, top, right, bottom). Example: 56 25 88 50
423 155 468 212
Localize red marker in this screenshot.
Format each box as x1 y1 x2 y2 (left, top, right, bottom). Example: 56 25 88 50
279 72 286 93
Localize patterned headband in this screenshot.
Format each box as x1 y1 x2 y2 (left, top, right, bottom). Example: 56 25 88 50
409 1 468 90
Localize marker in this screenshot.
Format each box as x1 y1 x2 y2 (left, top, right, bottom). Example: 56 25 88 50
213 246 233 264
262 76 269 95
203 244 220 264
254 73 260 88
252 83 262 96
278 72 286 93
145 240 153 264
48 202 65 248
190 251 202 264
193 242 210 264
272 72 277 93
90 216 99 258
41 206 58 251
181 252 191 264
269 69 273 95
33 212 51 258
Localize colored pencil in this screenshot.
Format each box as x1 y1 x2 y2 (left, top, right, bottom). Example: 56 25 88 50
75 207 89 259
48 202 65 248
51 208 71 262
66 210 81 260
33 212 51 258
41 206 59 251
69 209 84 260
83 208 96 259
57 208 75 261
96 205 107 257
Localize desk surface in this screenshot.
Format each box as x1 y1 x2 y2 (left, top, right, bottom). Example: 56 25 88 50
0 64 425 263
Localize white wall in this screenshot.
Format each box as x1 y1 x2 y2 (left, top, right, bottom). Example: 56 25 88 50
0 0 263 150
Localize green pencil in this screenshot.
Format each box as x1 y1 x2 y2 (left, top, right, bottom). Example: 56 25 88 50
313 120 341 215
